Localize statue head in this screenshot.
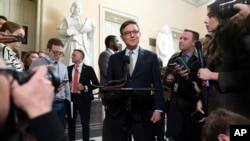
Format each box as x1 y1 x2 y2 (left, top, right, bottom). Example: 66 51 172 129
162 25 172 35
70 1 83 16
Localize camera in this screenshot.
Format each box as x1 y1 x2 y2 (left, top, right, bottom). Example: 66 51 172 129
219 0 250 18
0 35 26 44
0 66 61 132
8 66 61 89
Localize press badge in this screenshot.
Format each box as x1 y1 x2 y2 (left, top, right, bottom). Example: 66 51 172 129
174 83 178 93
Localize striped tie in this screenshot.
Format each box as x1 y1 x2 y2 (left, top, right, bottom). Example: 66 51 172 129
129 51 134 75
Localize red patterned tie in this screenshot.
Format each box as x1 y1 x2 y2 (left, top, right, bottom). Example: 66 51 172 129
73 64 79 93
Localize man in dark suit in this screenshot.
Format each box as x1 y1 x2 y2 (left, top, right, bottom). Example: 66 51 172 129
67 49 99 141
165 29 202 141
102 20 165 141
98 35 120 86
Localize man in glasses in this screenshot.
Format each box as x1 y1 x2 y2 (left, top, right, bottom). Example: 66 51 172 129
102 20 165 141
29 38 71 128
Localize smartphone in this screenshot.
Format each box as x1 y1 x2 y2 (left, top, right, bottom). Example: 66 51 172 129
175 57 190 73
61 79 69 85
191 111 205 123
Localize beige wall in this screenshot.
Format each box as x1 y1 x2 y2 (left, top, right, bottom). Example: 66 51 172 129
40 0 211 69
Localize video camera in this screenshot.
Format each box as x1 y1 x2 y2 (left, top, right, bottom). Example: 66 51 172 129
0 66 61 131
219 0 250 18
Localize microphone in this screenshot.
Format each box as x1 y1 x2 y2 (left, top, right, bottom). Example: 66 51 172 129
195 41 209 87
106 56 129 86
195 41 204 68
123 55 130 81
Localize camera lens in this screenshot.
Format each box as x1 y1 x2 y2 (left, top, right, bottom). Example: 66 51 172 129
219 0 250 18
13 67 61 90
219 0 239 18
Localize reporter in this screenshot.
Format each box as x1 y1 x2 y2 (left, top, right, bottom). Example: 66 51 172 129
0 21 25 72
0 57 68 141
197 0 250 118
201 108 250 141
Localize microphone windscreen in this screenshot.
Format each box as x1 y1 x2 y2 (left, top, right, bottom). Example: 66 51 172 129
123 56 130 64
195 41 202 51
196 41 204 68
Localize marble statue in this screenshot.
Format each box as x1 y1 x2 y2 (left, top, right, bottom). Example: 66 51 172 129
57 1 96 66
156 25 175 67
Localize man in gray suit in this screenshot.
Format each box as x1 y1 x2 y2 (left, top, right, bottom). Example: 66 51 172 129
98 35 120 86
29 38 71 127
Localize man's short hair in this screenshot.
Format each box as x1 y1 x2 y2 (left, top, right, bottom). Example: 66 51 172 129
105 35 116 48
73 49 85 59
120 20 140 35
184 29 200 41
47 38 64 49
201 108 250 141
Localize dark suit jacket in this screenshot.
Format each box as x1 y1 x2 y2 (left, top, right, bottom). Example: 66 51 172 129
205 33 250 118
67 64 99 102
105 47 165 117
98 48 113 86
166 50 201 102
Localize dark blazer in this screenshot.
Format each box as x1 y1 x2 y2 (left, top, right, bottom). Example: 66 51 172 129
166 50 201 102
105 47 165 117
67 64 99 102
206 34 250 118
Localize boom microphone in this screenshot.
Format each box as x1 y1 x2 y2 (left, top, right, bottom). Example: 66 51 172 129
195 41 204 68
195 41 209 87
105 56 129 86
123 55 130 81
124 55 130 63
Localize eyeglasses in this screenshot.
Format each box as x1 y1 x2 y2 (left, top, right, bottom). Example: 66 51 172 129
50 49 64 56
122 30 139 36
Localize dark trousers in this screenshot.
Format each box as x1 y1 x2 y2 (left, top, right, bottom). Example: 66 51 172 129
103 108 153 141
152 112 165 141
68 94 91 141
52 102 66 127
166 103 200 141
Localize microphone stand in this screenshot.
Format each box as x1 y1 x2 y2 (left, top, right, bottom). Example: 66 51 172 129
93 56 160 141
